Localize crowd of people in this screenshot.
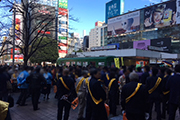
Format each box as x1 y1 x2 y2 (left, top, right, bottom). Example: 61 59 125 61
0 64 180 120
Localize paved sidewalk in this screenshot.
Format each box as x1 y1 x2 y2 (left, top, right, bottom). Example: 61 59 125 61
9 91 180 120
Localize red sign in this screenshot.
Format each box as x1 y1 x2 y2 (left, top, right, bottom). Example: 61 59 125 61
38 6 51 15
58 43 67 46
15 18 20 40
58 50 67 53
58 8 68 16
11 48 23 60
38 30 51 34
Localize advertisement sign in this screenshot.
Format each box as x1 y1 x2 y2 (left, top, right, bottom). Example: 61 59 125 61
58 8 68 16
73 33 80 38
133 40 151 50
59 0 68 9
150 38 171 52
11 48 23 61
15 18 21 40
106 0 124 23
114 58 120 68
177 0 180 24
108 11 140 36
90 45 116 51
119 42 133 49
144 1 176 29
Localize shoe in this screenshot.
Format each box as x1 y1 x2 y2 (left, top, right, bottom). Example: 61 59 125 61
19 104 28 106
34 108 40 111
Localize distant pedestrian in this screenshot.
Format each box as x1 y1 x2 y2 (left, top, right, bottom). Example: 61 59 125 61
16 66 29 106
43 68 53 100
27 66 47 111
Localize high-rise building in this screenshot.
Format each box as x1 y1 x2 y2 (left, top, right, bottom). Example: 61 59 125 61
82 36 89 51
89 21 105 49
83 30 86 37
100 24 108 46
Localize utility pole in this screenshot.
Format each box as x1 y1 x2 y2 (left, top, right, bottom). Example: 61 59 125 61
12 2 16 72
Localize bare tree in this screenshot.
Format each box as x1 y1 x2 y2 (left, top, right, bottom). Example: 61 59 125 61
0 0 78 67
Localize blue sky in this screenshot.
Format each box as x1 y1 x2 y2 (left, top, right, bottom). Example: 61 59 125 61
68 0 168 37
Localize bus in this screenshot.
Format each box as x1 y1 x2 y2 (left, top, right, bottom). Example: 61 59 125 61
56 56 116 67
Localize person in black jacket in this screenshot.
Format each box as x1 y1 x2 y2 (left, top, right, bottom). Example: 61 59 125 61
57 69 77 120
161 68 171 119
146 67 163 120
141 66 150 85
121 72 147 120
108 70 118 116
26 66 47 111
0 67 8 101
166 64 180 120
85 68 108 120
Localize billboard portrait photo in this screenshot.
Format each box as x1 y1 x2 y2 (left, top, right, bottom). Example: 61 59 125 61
144 0 176 29
108 11 140 36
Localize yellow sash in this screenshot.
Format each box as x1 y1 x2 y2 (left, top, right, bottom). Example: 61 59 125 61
106 74 110 80
76 77 85 93
163 91 170 95
85 77 89 85
98 79 104 83
108 78 116 91
126 83 142 103
148 77 162 94
60 77 70 91
87 81 103 105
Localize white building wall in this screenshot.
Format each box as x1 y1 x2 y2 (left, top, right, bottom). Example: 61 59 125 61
89 25 102 49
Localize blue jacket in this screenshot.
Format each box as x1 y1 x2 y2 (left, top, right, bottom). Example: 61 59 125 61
43 72 53 85
17 70 29 89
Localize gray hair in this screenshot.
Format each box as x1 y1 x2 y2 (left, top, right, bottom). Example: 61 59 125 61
129 72 139 82
82 70 88 75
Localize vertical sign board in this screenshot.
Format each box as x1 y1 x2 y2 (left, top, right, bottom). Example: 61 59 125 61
106 0 124 23
114 58 120 68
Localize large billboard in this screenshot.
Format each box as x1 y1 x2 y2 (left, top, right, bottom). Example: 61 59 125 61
133 40 151 50
177 0 180 24
59 0 68 9
105 0 124 23
150 38 171 52
132 38 171 52
119 42 133 49
108 11 140 36
144 0 176 29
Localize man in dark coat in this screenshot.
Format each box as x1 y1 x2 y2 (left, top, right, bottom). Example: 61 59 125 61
146 67 163 120
26 66 47 111
166 64 180 120
141 66 150 85
121 72 147 120
86 68 108 120
57 69 77 120
0 67 8 101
